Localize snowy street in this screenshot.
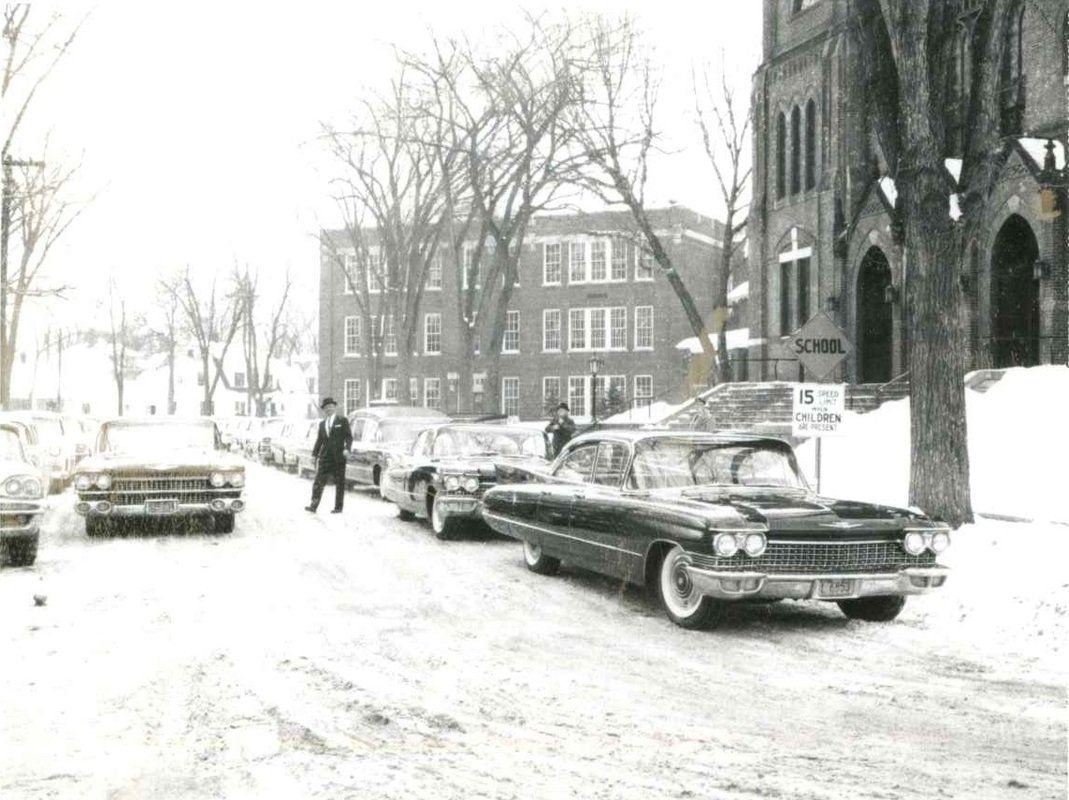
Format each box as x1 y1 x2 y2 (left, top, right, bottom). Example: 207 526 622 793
0 462 1065 800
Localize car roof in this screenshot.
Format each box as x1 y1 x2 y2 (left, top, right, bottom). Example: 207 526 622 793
101 416 216 426
353 405 450 420
428 422 548 435
566 428 788 447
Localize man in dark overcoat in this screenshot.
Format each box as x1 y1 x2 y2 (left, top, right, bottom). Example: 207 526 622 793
305 397 353 514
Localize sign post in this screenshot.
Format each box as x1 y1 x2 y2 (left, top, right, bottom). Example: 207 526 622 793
787 313 853 494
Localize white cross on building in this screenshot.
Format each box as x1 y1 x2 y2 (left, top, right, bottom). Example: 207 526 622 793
778 226 812 263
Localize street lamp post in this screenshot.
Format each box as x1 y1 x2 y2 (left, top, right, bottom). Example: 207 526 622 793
0 154 46 409
588 353 604 425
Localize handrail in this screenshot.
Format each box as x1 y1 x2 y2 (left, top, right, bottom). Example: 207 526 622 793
875 370 910 399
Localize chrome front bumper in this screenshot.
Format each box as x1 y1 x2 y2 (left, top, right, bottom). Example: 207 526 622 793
435 494 481 519
685 565 949 601
0 502 44 541
74 498 246 517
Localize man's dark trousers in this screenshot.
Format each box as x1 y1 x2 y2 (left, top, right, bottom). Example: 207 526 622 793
310 456 347 512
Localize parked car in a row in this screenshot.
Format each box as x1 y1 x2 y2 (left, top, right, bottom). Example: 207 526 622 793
73 417 246 536
0 422 47 567
381 421 551 538
345 405 449 492
480 429 951 629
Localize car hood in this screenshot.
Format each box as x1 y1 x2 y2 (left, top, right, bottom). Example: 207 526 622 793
76 448 244 473
646 486 930 534
0 457 39 479
431 454 549 480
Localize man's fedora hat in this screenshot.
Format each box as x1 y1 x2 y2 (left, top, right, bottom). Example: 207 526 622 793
320 397 338 409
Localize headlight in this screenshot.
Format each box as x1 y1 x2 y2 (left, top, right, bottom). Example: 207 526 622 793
95 473 112 490
463 476 480 493
228 472 245 488
714 532 739 557
929 530 951 554
2 476 43 498
209 472 227 488
903 531 927 556
443 475 460 491
75 474 94 491
743 532 767 557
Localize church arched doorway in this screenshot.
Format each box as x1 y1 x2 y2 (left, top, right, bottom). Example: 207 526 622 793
856 247 894 383
991 214 1040 367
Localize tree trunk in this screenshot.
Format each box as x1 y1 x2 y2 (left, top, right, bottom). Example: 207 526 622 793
903 169 972 526
201 353 212 416
892 7 973 527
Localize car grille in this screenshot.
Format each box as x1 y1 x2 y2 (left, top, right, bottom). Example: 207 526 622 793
111 476 210 493
79 475 238 505
689 539 936 575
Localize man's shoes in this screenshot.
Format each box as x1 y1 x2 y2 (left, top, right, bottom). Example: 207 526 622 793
305 506 317 513
330 509 342 514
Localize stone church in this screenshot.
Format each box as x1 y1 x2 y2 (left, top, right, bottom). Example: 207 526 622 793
746 0 1067 383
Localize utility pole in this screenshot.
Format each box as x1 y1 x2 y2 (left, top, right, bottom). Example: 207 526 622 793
0 154 46 409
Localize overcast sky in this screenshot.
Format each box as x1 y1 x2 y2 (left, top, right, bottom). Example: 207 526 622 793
21 1 762 338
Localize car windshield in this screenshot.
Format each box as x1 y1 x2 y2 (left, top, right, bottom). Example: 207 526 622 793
375 419 434 446
627 439 805 491
432 428 546 458
33 418 64 443
0 429 24 461
99 422 217 454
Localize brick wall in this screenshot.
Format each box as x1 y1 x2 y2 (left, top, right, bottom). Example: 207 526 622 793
319 207 725 419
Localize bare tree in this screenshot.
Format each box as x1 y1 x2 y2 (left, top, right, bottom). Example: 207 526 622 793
568 15 718 375
164 268 244 416
323 72 450 404
694 60 752 384
1 155 85 405
851 0 1030 526
406 17 581 411
1 7 85 406
235 266 293 416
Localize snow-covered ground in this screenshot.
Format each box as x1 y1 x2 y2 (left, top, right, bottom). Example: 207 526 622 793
798 366 1069 524
0 463 1065 799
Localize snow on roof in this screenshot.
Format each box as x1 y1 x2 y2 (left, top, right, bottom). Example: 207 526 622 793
1018 138 1066 171
675 327 751 354
727 281 749 305
878 176 898 207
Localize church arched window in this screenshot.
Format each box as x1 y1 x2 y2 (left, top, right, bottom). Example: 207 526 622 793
999 1 1025 134
804 99 816 190
776 111 787 199
790 105 801 195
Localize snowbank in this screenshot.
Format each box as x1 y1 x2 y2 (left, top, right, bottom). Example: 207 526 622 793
797 366 1069 523
602 400 688 425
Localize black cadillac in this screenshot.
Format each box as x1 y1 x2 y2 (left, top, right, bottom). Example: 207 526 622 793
481 430 951 629
381 422 551 539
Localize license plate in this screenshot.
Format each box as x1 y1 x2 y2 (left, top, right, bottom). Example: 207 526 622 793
145 499 178 514
819 579 855 598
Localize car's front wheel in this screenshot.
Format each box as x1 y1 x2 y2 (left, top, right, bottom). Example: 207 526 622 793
429 493 461 540
213 513 235 534
837 595 906 622
656 546 724 630
85 517 109 537
2 537 38 567
522 539 560 575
